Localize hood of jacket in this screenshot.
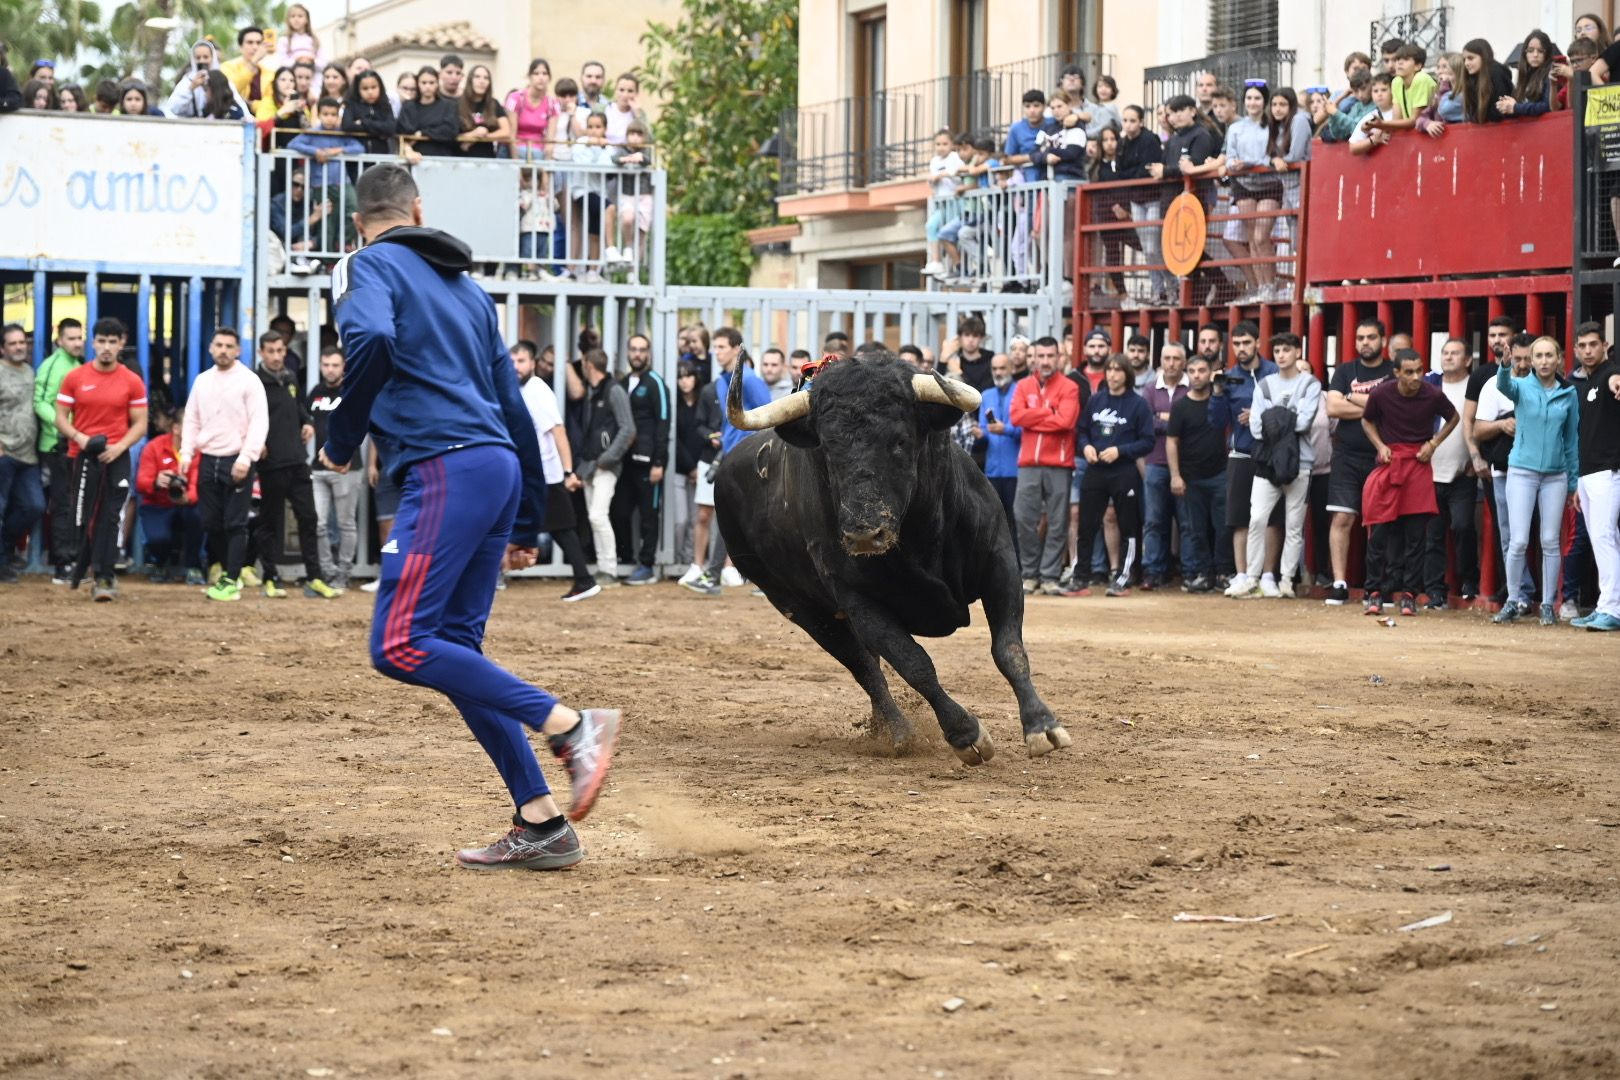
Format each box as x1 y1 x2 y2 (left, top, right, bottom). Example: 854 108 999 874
370 227 473 274
189 40 223 70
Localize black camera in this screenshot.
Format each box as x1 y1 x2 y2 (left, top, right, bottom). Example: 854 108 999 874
1219 370 1248 386
165 474 188 499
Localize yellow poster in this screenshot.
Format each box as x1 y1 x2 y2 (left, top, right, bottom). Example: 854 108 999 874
1584 84 1620 128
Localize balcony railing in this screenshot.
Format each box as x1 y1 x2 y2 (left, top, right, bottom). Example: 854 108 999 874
779 51 1113 197
1142 46 1295 117
1370 7 1450 60
927 177 1077 295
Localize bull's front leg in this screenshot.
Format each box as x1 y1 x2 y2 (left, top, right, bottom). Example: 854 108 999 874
841 599 994 766
980 544 1071 758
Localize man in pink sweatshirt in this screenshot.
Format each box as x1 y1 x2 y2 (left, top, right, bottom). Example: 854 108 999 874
178 327 269 601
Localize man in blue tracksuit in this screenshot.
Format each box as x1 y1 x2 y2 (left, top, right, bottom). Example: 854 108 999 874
975 352 1021 557
319 165 620 871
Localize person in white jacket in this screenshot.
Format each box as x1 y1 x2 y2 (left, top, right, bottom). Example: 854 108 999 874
1244 332 1322 597
165 40 250 119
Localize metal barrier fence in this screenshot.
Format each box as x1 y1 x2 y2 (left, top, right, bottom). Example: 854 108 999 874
1071 166 1308 310
259 150 664 287
926 178 1076 296
1142 47 1296 116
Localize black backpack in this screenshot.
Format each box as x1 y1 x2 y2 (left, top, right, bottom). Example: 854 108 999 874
1253 379 1301 485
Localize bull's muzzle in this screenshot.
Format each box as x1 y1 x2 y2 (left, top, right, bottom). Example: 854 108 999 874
842 525 896 556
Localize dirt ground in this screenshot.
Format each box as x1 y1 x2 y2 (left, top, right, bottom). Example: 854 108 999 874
2 576 1617 1080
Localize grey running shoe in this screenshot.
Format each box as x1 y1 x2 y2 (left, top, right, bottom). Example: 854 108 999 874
548 708 621 822
456 815 584 871
92 577 117 602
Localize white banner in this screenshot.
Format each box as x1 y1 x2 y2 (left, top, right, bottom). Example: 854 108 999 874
0 113 249 270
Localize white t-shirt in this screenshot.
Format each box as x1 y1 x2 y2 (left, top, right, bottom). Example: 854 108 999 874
1430 376 1470 482
1349 107 1396 146
928 151 964 200
520 376 565 485
1475 376 1515 478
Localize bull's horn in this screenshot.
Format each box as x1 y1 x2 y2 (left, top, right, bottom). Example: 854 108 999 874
912 373 982 413
728 378 813 430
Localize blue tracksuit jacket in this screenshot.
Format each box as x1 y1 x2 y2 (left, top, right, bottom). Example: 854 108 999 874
324 226 548 544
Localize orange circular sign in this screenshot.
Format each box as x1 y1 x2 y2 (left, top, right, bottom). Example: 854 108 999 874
1161 192 1207 279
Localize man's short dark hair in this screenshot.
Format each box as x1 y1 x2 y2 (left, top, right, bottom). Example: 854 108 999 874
57 316 82 335
1165 94 1197 112
582 60 605 75
760 346 784 360
1270 331 1301 350
1210 86 1236 104
1488 315 1518 332
714 327 743 348
317 95 342 112
1231 320 1258 339
1127 333 1151 349
555 77 578 97
320 343 344 359
258 331 284 348
1186 354 1212 368
511 339 540 360
853 341 888 359
1371 72 1394 87
616 72 639 90
1032 335 1060 350
91 317 127 339
1060 63 1084 79
898 344 923 362
439 54 463 70
356 163 419 220
1 322 25 343
1356 317 1387 337
1395 349 1423 366
238 26 263 46
584 348 610 373
1021 88 1047 106
789 348 812 362
823 330 849 346
1394 43 1426 65
270 314 295 330
211 326 240 342
1348 69 1372 90
1381 38 1405 56
1576 321 1604 339
1510 331 1535 350
956 316 985 337
94 80 120 108
1196 324 1223 341
1344 50 1372 71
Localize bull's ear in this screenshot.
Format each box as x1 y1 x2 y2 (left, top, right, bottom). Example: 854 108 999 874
917 402 964 432
774 415 820 448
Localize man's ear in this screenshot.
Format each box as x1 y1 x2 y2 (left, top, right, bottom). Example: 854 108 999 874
411 196 424 226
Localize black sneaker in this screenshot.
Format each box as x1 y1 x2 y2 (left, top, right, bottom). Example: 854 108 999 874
548 708 621 822
1183 574 1212 593
455 815 584 871
1423 594 1447 611
1324 583 1349 606
1140 574 1160 592
1399 593 1418 617
561 582 601 603
92 577 117 602
1363 591 1384 616
52 565 71 585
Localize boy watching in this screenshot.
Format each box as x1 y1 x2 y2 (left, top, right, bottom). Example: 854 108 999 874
1321 69 1375 142
1385 44 1436 126
1003 89 1057 183
287 97 365 252
1350 74 1398 156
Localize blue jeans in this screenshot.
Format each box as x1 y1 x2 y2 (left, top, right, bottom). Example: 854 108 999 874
1180 474 1227 577
1562 508 1590 604
1142 463 1184 578
137 502 204 570
1504 466 1567 607
1492 471 1538 604
0 455 45 552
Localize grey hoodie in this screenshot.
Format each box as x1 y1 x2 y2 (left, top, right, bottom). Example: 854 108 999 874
166 40 248 118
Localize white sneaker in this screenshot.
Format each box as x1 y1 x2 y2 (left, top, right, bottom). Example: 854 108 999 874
1222 574 1251 598
1558 600 1580 621
583 270 605 284
720 566 745 587
360 579 380 593
677 564 703 587
920 261 945 277
1278 578 1296 599
1259 577 1282 598
603 246 622 266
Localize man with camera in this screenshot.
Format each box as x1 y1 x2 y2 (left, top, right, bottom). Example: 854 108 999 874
179 327 267 602
136 407 203 583
53 317 148 601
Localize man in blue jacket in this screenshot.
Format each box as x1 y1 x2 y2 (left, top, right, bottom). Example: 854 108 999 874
319 165 619 871
974 352 1021 556
1220 320 1281 597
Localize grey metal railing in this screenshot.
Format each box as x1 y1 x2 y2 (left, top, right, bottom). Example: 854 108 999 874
1143 47 1297 116
1370 6 1449 60
927 177 1077 296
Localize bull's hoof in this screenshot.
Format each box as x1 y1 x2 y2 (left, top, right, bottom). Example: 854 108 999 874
1025 725 1073 758
952 727 996 766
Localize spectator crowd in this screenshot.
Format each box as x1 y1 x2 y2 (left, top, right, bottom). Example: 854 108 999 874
1 8 659 283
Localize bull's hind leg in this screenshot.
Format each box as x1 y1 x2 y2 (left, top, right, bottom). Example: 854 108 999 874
981 546 1071 758
791 610 916 747
843 602 994 766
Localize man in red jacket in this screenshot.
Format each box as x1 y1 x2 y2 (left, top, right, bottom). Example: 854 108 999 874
1010 336 1080 594
135 408 203 583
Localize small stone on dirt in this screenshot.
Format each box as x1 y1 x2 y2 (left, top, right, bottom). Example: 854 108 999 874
941 997 965 1013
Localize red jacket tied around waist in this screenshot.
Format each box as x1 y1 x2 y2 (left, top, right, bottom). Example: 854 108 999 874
1360 443 1436 527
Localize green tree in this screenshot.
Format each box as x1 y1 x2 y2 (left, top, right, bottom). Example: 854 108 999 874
640 0 796 227
0 0 104 77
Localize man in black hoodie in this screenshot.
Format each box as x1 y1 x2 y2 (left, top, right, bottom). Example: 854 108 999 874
253 331 337 598
576 348 635 586
610 333 669 584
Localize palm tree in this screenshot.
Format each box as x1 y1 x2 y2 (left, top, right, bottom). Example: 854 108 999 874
0 0 104 75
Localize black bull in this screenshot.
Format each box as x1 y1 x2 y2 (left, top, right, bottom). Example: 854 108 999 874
714 356 1071 763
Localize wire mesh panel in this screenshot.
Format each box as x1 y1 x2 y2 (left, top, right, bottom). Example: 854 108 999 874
1143 48 1296 116
1369 7 1450 60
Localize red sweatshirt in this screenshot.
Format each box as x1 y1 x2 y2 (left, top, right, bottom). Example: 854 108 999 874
1009 371 1080 468
137 433 202 508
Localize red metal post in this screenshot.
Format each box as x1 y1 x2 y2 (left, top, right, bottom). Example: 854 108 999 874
1411 297 1430 363
1486 294 1506 324
1526 291 1545 338
1258 302 1275 352
1309 310 1327 380
1168 306 1183 343
1341 302 1358 359
1108 309 1124 350
1447 297 1466 342
1377 300 1395 338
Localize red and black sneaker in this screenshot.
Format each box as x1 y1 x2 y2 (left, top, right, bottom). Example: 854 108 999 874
1363 591 1384 616
1399 593 1418 617
548 708 621 822
456 815 583 871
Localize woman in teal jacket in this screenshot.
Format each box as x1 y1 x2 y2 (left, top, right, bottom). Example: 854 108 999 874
1493 335 1580 625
